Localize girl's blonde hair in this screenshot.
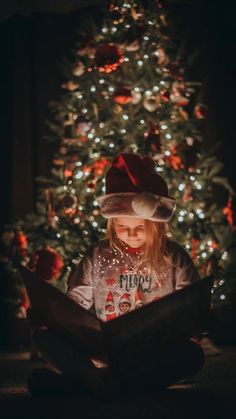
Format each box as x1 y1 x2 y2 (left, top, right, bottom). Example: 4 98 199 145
106 218 174 286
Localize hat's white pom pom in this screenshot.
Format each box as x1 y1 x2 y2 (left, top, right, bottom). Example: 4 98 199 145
132 192 157 218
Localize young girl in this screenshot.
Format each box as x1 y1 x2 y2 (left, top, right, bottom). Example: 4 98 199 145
29 153 204 398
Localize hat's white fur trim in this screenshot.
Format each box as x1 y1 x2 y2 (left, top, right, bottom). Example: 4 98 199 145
97 192 176 222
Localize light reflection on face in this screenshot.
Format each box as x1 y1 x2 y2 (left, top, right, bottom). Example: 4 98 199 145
113 217 146 248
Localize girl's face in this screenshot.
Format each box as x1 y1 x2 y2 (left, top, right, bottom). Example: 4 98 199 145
113 217 146 248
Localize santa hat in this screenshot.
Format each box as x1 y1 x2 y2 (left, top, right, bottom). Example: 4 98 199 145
97 153 176 222
119 293 131 305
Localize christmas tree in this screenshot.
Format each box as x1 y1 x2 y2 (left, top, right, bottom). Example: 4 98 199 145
1 0 235 324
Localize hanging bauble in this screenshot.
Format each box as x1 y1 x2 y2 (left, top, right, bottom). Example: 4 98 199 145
61 81 79 91
194 103 207 119
72 61 85 77
32 247 64 282
182 184 193 203
75 116 92 136
143 95 159 112
57 193 78 210
95 44 124 73
113 87 133 105
131 90 142 104
14 230 28 250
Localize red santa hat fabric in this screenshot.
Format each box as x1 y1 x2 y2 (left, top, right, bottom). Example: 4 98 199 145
97 153 176 222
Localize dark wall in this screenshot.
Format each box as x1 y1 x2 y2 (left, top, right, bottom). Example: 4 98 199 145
0 0 235 228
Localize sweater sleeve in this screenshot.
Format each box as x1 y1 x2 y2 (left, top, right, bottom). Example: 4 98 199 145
173 244 201 291
66 248 94 311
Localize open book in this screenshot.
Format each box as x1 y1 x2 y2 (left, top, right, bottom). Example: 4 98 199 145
19 265 213 360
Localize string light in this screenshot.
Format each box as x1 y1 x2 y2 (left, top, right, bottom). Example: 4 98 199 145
137 60 143 66
198 213 205 219
95 137 101 143
88 133 94 139
220 294 226 300
140 119 145 124
99 79 105 84
90 86 96 92
56 233 61 238
75 171 83 179
122 114 129 120
166 134 172 139
161 124 168 130
109 143 115 148
165 150 171 156
124 57 129 62
81 108 88 113
99 123 105 128
221 252 228 260
178 183 185 191
144 36 149 41
108 86 114 92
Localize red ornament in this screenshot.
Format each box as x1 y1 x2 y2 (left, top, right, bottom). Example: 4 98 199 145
113 87 133 105
194 103 207 119
32 247 64 281
95 44 124 73
223 194 234 226
166 147 184 170
14 231 28 250
160 90 170 103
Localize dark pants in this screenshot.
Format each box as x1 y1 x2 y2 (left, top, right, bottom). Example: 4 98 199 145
34 328 204 395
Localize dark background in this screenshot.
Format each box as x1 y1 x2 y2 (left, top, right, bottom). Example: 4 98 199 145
0 0 235 228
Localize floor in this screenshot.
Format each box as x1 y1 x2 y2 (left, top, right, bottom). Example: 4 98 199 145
0 345 236 419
